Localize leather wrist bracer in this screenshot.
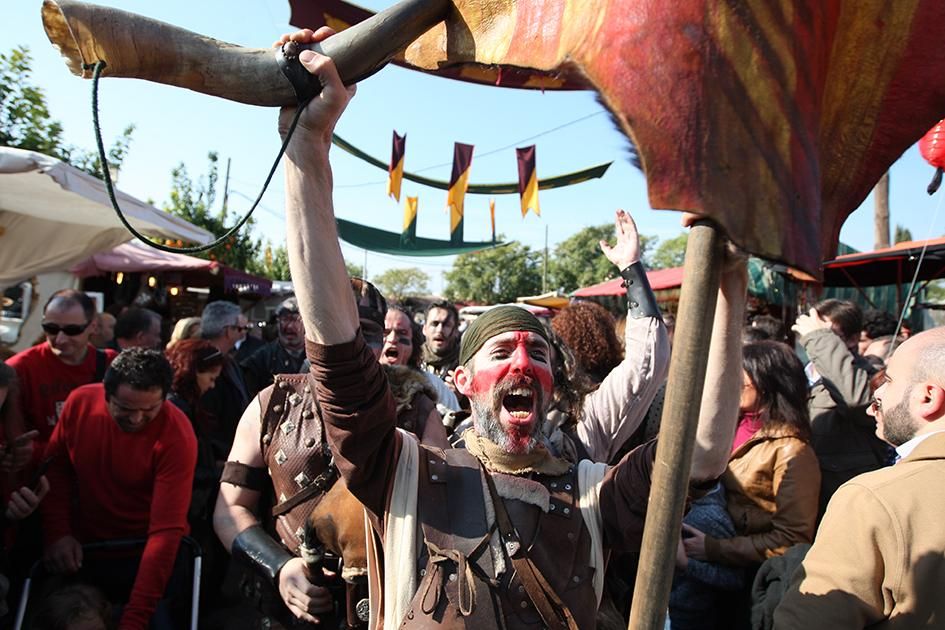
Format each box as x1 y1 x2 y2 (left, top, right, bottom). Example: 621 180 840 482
232 525 293 585
619 261 661 320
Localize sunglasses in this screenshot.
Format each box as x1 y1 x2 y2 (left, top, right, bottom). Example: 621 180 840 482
41 321 91 336
227 324 251 333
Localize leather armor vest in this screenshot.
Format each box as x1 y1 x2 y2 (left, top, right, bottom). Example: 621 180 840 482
260 374 333 553
260 369 439 552
401 448 598 629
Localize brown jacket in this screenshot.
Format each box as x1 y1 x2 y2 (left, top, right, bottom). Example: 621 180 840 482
705 424 820 566
774 431 945 629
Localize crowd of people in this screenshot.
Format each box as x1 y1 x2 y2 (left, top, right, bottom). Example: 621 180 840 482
2 28 944 630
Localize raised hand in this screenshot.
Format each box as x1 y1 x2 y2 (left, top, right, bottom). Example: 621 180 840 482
599 209 641 270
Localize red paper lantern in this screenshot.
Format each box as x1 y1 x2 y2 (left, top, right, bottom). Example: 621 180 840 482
919 119 945 194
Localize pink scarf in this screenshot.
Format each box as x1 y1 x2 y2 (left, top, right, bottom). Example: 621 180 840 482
732 411 764 453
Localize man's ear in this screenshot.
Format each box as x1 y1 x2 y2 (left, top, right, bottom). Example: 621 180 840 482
453 364 471 396
916 383 945 422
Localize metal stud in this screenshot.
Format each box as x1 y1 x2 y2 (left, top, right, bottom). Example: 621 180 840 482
572 575 580 583
302 409 315 419
550 482 558 489
431 474 439 481
272 404 283 414
564 484 572 491
281 421 296 435
262 434 271 445
563 507 571 515
288 393 303 406
275 449 287 465
295 472 312 488
448 574 457 582
520 601 528 609
279 493 287 503
304 437 316 448
549 504 556 511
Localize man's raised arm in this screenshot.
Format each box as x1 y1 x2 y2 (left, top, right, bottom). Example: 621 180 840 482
279 28 358 346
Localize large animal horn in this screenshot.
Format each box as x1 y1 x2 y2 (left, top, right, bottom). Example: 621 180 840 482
41 0 450 107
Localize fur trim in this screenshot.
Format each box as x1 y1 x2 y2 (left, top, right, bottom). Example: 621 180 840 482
384 365 438 415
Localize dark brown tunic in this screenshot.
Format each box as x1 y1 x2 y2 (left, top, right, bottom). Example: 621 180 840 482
307 334 662 629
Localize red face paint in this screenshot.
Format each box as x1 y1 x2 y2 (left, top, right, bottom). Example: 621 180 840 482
465 331 553 451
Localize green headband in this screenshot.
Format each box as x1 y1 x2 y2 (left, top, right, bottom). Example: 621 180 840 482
458 305 549 366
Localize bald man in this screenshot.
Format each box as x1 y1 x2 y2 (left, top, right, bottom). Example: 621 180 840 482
775 327 945 629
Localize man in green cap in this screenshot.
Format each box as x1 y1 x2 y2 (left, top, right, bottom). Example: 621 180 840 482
271 27 748 629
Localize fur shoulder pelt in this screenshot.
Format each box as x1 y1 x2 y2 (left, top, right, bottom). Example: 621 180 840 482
384 364 438 415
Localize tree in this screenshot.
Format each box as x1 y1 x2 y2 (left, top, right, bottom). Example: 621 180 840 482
260 243 291 281
548 223 657 292
1 46 134 177
445 241 542 304
373 267 431 301
894 224 913 244
162 152 262 271
650 233 689 270
345 261 365 278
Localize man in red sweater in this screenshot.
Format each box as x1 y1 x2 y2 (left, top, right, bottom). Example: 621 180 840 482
42 348 197 630
5 289 117 464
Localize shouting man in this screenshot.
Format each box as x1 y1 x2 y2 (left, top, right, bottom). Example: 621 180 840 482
274 28 746 628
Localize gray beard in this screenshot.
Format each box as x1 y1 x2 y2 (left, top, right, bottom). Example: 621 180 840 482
469 382 547 455
880 394 918 447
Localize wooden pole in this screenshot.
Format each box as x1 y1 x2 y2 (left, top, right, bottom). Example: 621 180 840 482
627 221 725 630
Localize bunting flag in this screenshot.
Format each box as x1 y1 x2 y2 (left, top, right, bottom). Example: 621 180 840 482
400 196 418 248
517 146 540 217
489 199 496 243
336 218 504 256
447 143 474 245
387 131 406 202
331 134 611 193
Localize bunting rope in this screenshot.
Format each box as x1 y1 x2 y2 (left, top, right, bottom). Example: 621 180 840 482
89 60 308 254
332 134 611 193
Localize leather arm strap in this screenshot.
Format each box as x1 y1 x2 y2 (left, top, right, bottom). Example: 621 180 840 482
620 261 661 320
221 461 267 491
231 525 293 586
482 470 579 630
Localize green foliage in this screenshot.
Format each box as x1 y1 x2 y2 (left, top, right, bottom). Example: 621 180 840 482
260 243 291 281
650 233 689 270
345 261 365 278
373 267 431 301
161 152 262 270
548 223 657 292
894 224 913 244
445 240 542 304
0 46 134 177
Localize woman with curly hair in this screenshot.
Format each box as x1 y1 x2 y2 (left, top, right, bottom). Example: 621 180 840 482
551 300 623 384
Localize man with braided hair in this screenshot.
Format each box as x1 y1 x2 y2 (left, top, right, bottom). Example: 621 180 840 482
272 27 748 629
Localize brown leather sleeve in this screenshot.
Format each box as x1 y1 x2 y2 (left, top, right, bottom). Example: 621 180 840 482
306 333 400 518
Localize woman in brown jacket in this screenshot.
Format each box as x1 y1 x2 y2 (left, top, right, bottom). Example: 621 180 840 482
683 340 821 566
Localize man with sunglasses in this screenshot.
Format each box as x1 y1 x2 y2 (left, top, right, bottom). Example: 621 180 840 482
5 289 116 466
241 298 308 399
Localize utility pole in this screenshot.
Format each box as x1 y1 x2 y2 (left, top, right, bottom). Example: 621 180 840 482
874 171 890 249
222 157 232 213
543 224 549 293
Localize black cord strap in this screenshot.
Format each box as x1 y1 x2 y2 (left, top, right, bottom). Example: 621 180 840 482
88 59 311 254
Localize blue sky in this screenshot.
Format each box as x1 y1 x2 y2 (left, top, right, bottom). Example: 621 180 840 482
6 1 945 294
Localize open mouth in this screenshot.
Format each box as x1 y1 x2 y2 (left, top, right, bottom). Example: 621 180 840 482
502 387 535 420
384 346 400 360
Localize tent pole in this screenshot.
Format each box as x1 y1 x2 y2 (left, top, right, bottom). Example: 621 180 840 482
627 221 724 630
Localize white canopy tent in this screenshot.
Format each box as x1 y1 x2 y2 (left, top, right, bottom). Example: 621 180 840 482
0 147 213 288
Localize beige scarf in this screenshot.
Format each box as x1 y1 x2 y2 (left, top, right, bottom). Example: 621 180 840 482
462 428 571 476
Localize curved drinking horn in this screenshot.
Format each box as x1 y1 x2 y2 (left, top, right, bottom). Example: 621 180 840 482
41 0 450 107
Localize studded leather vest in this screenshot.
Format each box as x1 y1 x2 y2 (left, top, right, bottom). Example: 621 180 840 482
260 374 334 553
400 448 598 629
260 370 440 552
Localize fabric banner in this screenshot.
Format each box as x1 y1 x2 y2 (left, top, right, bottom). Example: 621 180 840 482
516 146 540 217
336 218 504 257
401 196 418 248
287 0 590 91
447 143 474 246
331 134 611 194
387 131 406 202
489 199 496 243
